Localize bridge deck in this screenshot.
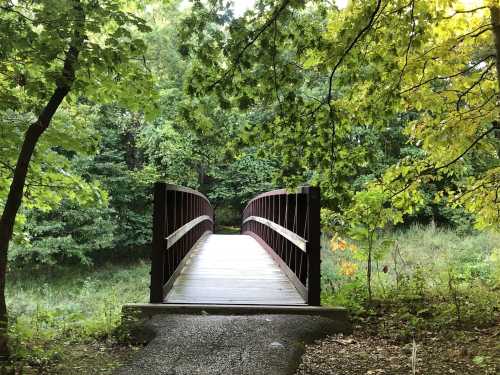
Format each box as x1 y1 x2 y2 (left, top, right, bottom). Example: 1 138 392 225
164 234 306 305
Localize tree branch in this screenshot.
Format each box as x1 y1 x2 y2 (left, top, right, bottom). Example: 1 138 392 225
434 123 499 172
386 123 500 200
396 0 416 89
456 61 495 111
324 0 382 170
326 0 383 104
443 6 489 19
208 0 291 90
399 54 495 94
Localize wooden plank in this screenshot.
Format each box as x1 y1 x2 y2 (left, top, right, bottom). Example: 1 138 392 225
168 290 302 299
245 231 308 301
161 231 211 296
166 298 306 304
166 215 213 249
241 216 307 251
164 234 306 305
178 274 292 281
173 280 295 288
173 279 294 287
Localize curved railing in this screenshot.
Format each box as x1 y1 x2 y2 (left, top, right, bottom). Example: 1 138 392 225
241 186 321 305
150 183 214 303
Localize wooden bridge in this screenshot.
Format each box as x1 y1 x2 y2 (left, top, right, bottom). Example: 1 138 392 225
150 183 321 307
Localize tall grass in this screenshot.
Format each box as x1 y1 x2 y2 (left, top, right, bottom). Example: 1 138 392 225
6 261 149 363
322 225 500 328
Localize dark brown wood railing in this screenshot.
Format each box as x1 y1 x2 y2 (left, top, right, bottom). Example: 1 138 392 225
241 186 321 305
150 183 214 303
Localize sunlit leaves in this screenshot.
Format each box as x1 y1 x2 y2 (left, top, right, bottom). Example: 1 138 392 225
0 0 158 236
174 0 499 230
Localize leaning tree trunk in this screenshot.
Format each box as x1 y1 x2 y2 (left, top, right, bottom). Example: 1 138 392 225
0 16 84 358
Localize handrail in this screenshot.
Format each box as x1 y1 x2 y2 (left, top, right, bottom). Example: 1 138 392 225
242 215 307 252
150 182 214 303
166 215 213 249
163 183 211 204
241 186 321 305
244 186 310 210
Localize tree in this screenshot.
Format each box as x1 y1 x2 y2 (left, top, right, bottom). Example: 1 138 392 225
208 149 278 210
0 0 153 356
180 0 499 230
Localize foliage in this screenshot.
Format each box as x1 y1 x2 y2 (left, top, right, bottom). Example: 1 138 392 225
10 201 115 266
7 104 155 266
5 261 149 370
322 225 500 330
0 0 156 271
0 106 105 225
0 0 155 112
180 0 500 230
0 0 156 210
80 105 154 254
208 149 279 209
3 0 280 267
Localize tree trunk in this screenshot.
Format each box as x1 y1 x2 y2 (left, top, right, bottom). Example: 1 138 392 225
367 231 374 304
0 17 83 357
491 6 500 93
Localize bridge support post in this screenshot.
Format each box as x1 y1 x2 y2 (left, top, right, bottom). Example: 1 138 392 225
150 182 166 303
305 186 321 306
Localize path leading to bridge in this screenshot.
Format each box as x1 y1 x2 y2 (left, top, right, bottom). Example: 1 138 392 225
117 184 350 374
114 313 349 375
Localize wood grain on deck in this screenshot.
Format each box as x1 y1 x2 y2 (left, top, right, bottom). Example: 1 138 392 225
164 234 306 305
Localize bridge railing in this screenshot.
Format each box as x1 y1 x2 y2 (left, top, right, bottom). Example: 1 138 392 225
241 186 321 305
150 183 214 303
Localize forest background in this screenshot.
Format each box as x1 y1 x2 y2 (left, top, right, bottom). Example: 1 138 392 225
0 0 499 373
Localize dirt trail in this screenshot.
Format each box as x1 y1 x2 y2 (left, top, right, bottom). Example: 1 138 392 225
296 324 499 374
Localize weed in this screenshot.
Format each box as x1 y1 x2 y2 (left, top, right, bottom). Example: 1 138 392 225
5 260 149 370
322 225 500 331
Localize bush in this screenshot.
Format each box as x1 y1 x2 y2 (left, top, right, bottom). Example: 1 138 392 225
322 225 500 328
214 206 241 227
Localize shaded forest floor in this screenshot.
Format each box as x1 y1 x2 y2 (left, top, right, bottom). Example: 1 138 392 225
297 312 499 375
1 336 142 374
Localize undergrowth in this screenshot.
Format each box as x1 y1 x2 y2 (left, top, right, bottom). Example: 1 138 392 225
4 260 149 371
322 225 500 335
3 226 499 371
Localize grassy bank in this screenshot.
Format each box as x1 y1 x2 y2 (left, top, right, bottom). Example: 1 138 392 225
5 261 149 373
322 225 500 332
316 225 500 373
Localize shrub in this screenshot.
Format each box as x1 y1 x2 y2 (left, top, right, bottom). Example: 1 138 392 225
321 225 500 328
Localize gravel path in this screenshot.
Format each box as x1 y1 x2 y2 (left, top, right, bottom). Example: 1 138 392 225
114 314 349 375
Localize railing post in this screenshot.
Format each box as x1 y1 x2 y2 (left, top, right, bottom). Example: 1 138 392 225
150 182 166 303
305 186 321 306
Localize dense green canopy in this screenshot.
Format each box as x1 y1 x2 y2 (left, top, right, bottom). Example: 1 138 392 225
181 0 499 231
